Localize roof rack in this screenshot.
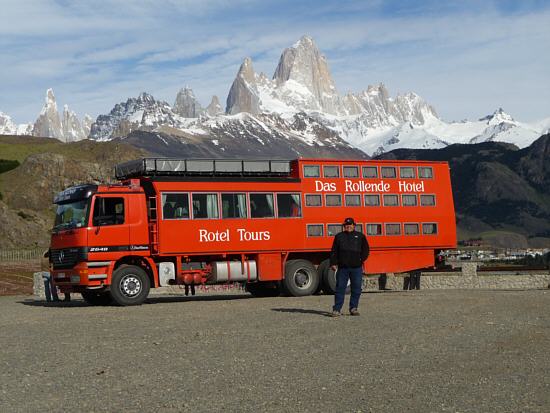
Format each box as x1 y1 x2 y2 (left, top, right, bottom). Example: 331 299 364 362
115 158 294 180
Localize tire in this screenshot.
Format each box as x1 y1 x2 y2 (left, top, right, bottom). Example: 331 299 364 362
110 265 150 306
81 291 112 306
245 282 281 297
319 260 350 295
283 259 319 297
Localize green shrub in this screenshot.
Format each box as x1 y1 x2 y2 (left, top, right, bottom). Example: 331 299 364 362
0 159 20 174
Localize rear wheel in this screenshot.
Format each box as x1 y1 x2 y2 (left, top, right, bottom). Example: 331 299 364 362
81 291 112 306
319 259 337 295
319 260 350 295
283 259 319 297
110 265 150 306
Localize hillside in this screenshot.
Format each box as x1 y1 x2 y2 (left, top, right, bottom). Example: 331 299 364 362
0 135 148 249
376 134 550 248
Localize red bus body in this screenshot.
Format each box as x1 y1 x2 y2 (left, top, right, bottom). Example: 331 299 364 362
49 158 456 305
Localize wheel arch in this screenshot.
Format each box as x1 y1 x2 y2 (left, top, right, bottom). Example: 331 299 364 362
114 256 157 288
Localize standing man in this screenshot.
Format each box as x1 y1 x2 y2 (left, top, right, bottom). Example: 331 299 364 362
330 217 370 317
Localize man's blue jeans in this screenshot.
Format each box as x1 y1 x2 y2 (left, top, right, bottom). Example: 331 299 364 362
43 273 59 302
333 266 363 312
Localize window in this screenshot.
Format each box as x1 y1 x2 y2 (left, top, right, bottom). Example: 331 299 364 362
192 193 219 219
277 193 302 218
325 194 342 206
93 197 124 226
343 166 359 178
355 223 363 233
250 193 274 218
345 194 361 207
419 167 433 178
420 194 436 206
327 224 342 236
385 223 401 235
303 165 320 178
362 166 378 178
402 194 418 206
366 223 382 236
307 224 324 237
423 223 438 235
381 166 396 178
364 194 380 206
323 165 340 178
162 193 189 220
383 194 399 206
305 194 322 207
404 223 420 235
400 167 416 178
221 193 247 219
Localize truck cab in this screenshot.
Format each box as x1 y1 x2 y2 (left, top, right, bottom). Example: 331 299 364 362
50 181 154 305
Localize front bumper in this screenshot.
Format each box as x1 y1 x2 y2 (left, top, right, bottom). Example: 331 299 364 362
51 261 112 291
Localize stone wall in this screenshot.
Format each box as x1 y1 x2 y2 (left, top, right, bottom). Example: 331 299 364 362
363 262 550 291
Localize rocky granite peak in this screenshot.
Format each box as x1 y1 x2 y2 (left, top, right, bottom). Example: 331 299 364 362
273 35 340 114
173 87 204 118
206 95 223 116
226 58 261 115
32 88 63 140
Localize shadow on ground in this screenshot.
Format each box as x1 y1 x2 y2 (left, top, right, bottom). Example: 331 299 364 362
271 308 333 317
19 294 253 307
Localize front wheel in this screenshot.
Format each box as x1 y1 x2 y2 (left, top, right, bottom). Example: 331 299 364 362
283 259 319 297
110 265 150 306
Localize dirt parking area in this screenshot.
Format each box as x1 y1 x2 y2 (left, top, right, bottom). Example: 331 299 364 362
1 289 549 412
0 261 39 296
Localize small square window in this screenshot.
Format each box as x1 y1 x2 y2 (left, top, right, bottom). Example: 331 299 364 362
400 167 415 178
381 167 396 178
419 167 433 179
325 194 342 206
420 194 436 206
402 194 417 206
307 224 324 237
355 223 363 233
364 194 380 206
327 224 342 236
366 224 382 236
404 223 420 235
323 165 339 178
362 166 378 178
423 223 438 235
303 165 320 178
383 194 399 206
343 166 359 178
305 194 322 206
345 194 361 207
385 223 401 235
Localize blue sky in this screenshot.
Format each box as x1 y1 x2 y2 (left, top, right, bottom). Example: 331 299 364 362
1 0 549 124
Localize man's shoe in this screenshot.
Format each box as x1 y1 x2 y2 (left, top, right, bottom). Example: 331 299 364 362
349 308 360 316
331 310 342 317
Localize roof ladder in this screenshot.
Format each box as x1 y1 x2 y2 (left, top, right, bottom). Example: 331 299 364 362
148 196 159 254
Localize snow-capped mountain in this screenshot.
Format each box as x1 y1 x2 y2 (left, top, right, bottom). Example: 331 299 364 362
3 36 549 156
0 112 32 135
1 89 91 142
86 35 546 156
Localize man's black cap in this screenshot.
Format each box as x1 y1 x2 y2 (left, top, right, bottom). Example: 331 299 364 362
343 217 355 225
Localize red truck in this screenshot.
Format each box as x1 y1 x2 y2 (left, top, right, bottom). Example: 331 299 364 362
49 158 456 305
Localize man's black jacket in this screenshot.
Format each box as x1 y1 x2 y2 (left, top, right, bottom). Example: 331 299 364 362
330 230 370 268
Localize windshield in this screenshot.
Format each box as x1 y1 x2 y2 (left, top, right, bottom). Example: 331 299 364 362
54 199 90 230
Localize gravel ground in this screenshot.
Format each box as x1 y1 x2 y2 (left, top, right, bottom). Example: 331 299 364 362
1 289 549 412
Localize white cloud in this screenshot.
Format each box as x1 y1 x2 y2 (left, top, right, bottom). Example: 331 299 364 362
1 0 549 124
